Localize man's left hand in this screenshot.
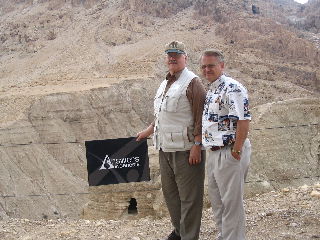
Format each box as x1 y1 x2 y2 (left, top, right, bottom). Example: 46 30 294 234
189 145 202 165
231 150 241 161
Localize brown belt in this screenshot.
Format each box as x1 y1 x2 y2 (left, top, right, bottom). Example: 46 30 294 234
210 146 225 151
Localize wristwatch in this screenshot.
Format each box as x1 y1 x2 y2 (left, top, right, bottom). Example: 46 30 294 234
194 141 202 146
232 148 241 155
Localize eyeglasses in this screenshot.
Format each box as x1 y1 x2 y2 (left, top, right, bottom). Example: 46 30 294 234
201 63 220 69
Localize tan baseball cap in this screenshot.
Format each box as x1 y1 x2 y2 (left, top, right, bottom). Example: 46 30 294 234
165 41 186 54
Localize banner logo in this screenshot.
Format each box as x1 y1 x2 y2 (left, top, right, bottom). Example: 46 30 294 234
99 155 140 170
85 137 150 186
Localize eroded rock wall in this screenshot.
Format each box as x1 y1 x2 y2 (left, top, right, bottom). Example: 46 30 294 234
0 78 157 220
0 78 319 220
247 98 320 195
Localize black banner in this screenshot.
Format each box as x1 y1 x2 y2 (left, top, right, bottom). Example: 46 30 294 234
85 137 150 186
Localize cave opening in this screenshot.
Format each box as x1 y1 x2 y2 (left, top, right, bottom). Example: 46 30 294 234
128 198 138 215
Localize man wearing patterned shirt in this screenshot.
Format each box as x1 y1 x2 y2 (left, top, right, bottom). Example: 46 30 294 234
200 49 251 240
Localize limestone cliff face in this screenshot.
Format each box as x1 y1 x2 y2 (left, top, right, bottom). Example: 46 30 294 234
298 0 320 33
123 0 193 18
0 78 157 219
247 98 320 195
216 18 320 66
1 76 319 220
0 0 101 13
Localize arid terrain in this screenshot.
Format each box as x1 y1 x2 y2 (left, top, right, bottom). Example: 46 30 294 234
0 0 319 239
0 183 320 240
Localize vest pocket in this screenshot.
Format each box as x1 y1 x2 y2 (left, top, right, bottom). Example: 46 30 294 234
161 126 185 149
163 96 179 112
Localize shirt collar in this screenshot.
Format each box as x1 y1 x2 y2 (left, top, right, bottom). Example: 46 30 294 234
166 68 185 82
208 74 224 89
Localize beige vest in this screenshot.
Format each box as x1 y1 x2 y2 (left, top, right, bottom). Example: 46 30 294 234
153 68 197 152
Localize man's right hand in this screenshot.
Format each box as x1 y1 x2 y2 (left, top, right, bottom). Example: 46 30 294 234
136 124 154 141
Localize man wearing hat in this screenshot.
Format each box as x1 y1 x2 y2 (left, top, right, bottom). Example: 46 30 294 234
137 41 206 240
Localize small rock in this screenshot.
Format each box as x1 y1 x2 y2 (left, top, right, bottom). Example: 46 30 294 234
282 188 290 193
310 190 320 198
258 212 266 217
95 220 105 227
60 231 72 236
300 185 309 191
266 212 273 216
290 222 298 227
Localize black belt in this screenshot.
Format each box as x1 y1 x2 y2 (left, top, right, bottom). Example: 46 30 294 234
210 143 234 151
210 146 225 151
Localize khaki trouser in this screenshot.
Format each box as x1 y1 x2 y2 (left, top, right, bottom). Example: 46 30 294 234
207 139 251 240
159 150 205 240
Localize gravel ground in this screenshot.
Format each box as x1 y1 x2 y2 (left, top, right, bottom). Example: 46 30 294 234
0 184 319 240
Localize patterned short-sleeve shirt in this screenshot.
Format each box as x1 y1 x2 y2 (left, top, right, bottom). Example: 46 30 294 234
202 74 251 148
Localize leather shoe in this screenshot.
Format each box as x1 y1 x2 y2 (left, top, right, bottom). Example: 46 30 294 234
165 230 181 240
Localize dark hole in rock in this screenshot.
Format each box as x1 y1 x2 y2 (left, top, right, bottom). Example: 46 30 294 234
128 198 138 215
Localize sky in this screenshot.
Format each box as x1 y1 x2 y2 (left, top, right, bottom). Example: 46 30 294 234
294 0 309 4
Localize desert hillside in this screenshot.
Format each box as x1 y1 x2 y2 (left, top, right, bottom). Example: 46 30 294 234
0 0 319 226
